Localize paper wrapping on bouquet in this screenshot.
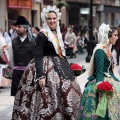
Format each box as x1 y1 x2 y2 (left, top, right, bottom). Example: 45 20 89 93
72 70 82 76
95 93 107 118
2 66 13 79
70 63 86 76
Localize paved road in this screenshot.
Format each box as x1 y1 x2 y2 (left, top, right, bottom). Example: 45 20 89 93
0 52 119 120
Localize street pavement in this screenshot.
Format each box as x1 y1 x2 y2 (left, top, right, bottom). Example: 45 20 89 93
0 52 120 120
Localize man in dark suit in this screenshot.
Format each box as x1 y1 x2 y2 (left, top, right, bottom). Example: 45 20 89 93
9 16 35 96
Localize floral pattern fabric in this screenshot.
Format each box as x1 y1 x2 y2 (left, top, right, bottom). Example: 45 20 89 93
79 48 120 120
12 56 81 120
79 77 120 120
105 77 120 120
79 79 98 120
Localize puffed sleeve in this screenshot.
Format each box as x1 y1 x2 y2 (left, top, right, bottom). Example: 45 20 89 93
34 32 46 82
94 49 105 84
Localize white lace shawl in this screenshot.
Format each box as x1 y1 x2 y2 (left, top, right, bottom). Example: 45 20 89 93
41 6 65 56
88 23 112 77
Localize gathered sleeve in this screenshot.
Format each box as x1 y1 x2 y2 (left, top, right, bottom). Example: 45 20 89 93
34 32 46 82
94 49 105 84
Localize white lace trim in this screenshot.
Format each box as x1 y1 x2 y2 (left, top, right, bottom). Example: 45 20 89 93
41 6 65 56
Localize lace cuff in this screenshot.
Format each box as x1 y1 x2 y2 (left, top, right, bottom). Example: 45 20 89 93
34 76 46 82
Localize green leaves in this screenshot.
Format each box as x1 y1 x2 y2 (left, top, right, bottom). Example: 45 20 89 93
70 63 86 77
54 1 69 9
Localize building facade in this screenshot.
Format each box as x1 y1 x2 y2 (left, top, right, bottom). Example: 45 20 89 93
66 0 120 28
0 0 42 31
1 0 120 31
0 1 7 31
43 0 120 28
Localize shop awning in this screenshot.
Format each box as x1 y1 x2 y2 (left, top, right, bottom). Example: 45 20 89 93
7 0 32 9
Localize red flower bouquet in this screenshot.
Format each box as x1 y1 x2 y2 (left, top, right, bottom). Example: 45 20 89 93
70 63 86 76
95 81 114 118
97 81 113 94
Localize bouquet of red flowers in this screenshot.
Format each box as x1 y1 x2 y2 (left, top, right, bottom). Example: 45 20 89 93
95 81 114 118
70 63 86 76
2 65 13 79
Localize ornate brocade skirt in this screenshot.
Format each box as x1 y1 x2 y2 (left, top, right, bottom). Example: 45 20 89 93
12 56 81 120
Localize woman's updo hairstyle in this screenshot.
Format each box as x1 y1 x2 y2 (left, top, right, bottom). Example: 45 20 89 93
48 10 57 15
46 11 57 19
108 26 118 38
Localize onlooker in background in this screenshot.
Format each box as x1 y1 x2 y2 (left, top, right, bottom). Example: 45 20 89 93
61 23 67 41
76 32 85 54
8 16 35 96
65 27 76 58
0 29 10 88
82 31 89 50
3 30 11 44
9 21 17 40
93 30 98 43
60 23 65 33
32 26 40 37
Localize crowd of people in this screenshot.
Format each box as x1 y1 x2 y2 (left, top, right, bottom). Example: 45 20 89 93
0 5 120 120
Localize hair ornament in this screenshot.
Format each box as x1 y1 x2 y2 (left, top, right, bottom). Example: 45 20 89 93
45 13 49 18
41 6 61 22
109 29 112 32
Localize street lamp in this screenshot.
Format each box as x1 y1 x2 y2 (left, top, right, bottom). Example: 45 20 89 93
86 0 95 62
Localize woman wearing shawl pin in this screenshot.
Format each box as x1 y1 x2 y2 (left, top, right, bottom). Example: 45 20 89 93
12 6 81 120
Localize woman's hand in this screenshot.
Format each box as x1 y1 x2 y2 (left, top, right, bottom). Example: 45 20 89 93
38 78 46 88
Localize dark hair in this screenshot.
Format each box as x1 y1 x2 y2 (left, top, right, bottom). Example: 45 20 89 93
108 26 118 38
34 26 40 32
48 11 57 16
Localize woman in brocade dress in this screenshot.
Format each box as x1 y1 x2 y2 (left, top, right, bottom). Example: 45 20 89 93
12 6 81 120
79 23 120 120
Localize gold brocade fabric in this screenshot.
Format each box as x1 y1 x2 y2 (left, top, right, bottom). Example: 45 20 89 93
53 33 63 58
104 77 120 120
